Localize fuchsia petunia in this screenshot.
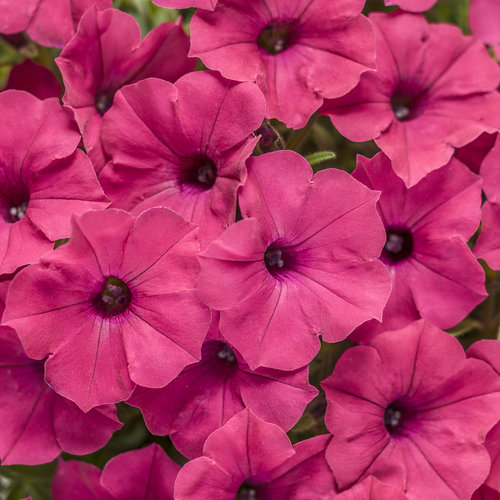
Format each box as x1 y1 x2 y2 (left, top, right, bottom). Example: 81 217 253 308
99 71 265 249
454 133 497 175
350 152 486 342
56 6 195 171
0 0 111 47
5 59 61 99
0 90 109 275
321 12 500 187
470 0 500 60
174 409 335 499
3 208 211 411
128 312 317 458
0 326 121 465
197 150 391 370
475 135 500 270
468 340 500 498
190 0 375 128
52 444 180 499
322 320 500 500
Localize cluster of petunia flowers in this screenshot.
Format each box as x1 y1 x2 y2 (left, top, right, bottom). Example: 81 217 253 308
1 0 500 499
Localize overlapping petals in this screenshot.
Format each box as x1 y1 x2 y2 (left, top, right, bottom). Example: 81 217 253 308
0 90 109 275
384 0 437 12
52 444 179 499
0 0 111 47
3 208 211 411
198 150 391 370
100 71 265 249
174 408 335 499
323 320 500 499
57 6 194 170
190 0 375 128
128 312 317 458
0 326 121 465
321 12 500 186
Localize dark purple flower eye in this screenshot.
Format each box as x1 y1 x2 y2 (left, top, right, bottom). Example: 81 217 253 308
257 22 293 55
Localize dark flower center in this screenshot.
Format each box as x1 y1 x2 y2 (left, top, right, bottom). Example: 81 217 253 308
383 401 413 436
265 247 285 270
217 344 236 364
94 276 132 317
237 483 258 500
0 184 30 224
382 228 413 263
257 22 293 54
6 201 28 223
178 155 217 191
391 93 413 121
95 91 114 116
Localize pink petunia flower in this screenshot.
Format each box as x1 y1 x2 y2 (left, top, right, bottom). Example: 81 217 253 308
454 133 497 175
0 326 121 465
470 0 500 59
56 6 195 171
350 152 486 342
321 12 500 187
197 150 391 370
174 408 335 499
128 312 317 458
384 0 437 11
322 320 500 500
468 340 500 498
475 134 500 269
52 444 180 499
3 208 211 411
0 0 111 47
0 90 109 275
99 71 265 249
5 59 61 99
190 0 375 128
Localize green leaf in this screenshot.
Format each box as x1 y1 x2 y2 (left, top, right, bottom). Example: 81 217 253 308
305 151 336 167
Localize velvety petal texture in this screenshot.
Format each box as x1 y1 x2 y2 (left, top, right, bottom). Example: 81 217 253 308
100 71 265 249
470 0 500 59
5 60 61 99
198 150 391 370
128 312 317 458
52 444 179 499
57 6 195 170
0 326 121 465
0 90 109 274
0 0 111 47
337 476 408 499
321 12 500 186
3 208 211 411
190 0 375 128
384 0 437 11
351 152 485 339
174 409 335 499
323 320 500 500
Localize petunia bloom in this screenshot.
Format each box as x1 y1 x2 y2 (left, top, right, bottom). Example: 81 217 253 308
56 6 195 171
0 90 109 275
323 320 500 500
0 326 121 465
0 0 111 47
190 0 375 128
128 312 317 458
99 71 265 249
321 12 500 187
3 208 211 411
174 409 335 499
52 444 180 499
350 152 485 342
336 476 408 500
197 150 391 370
470 0 500 59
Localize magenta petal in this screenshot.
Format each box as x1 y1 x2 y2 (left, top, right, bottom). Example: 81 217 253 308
336 476 408 499
101 444 180 499
52 460 113 500
6 59 61 99
475 202 500 270
384 0 436 11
